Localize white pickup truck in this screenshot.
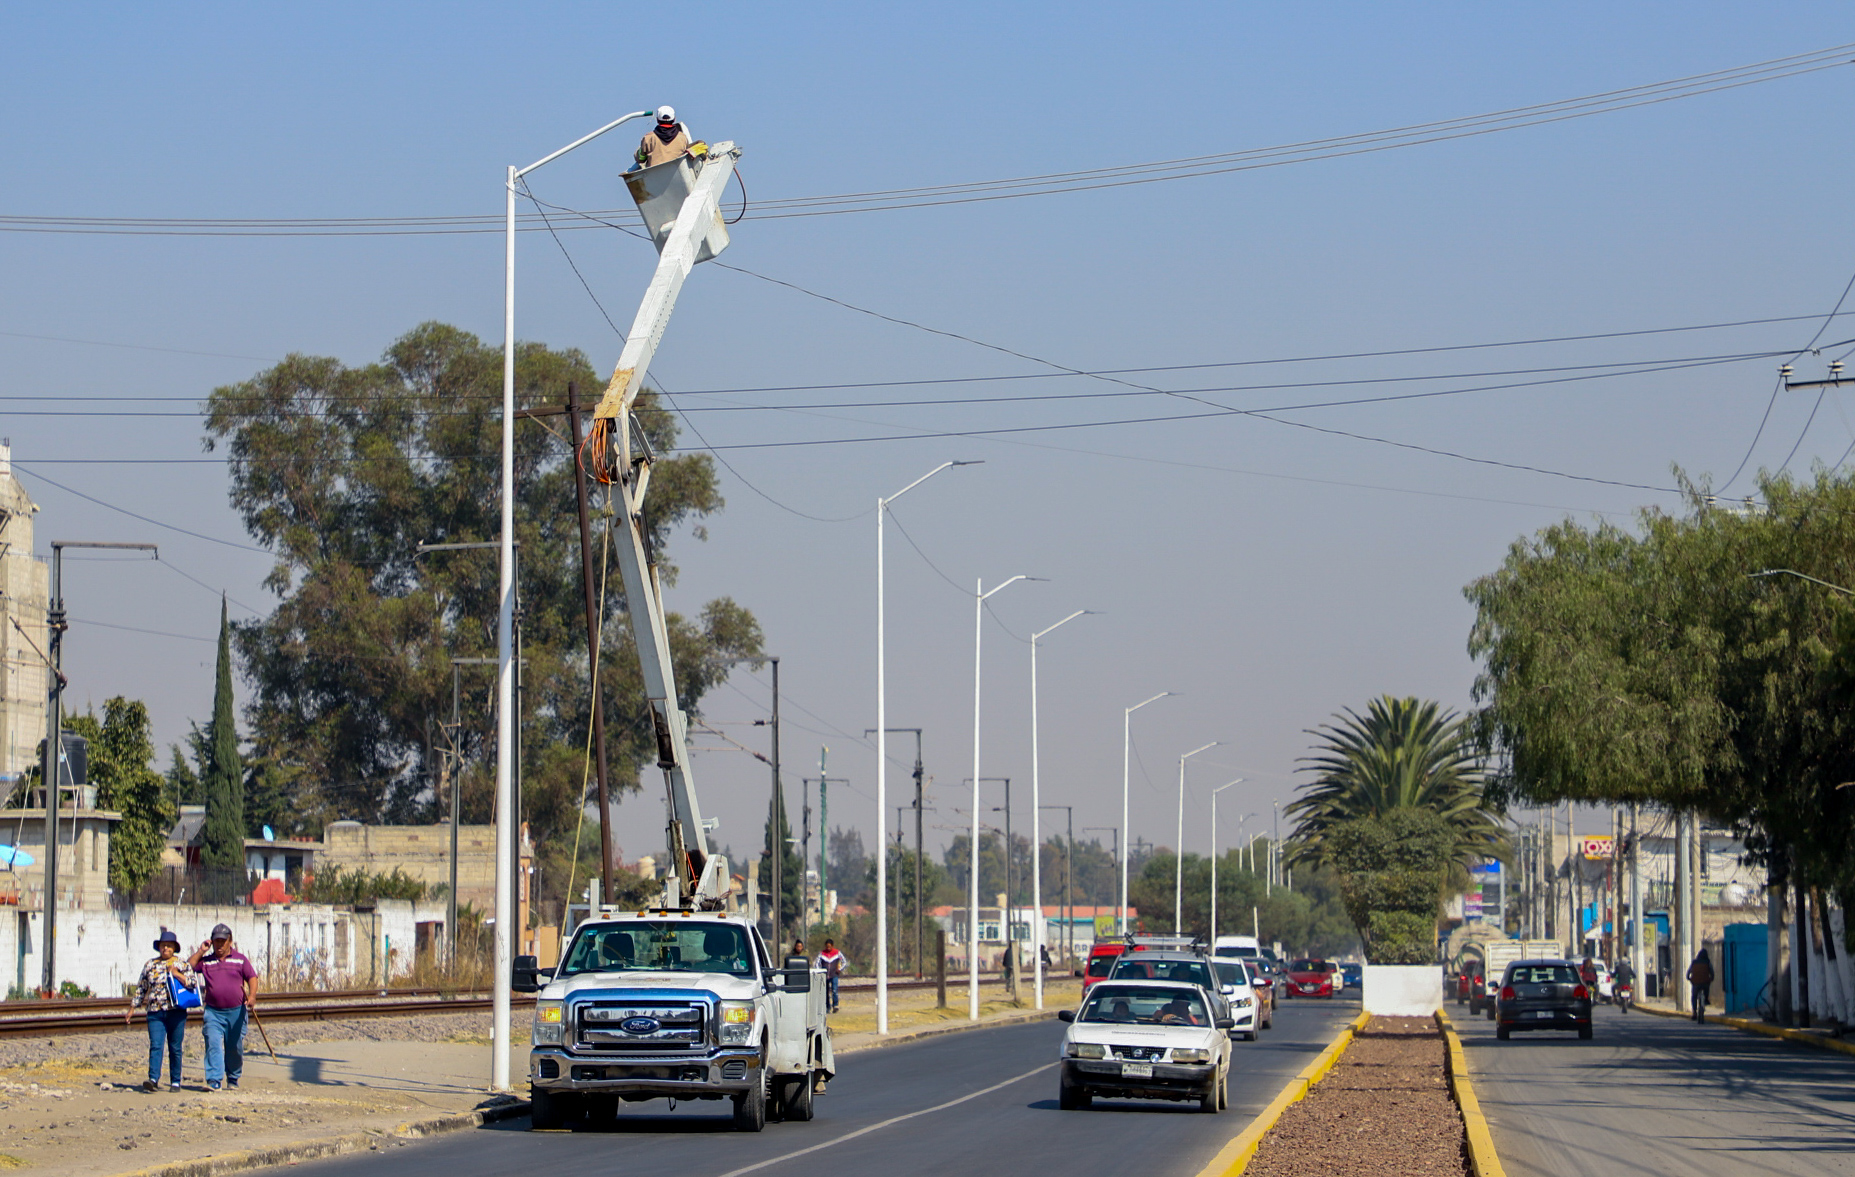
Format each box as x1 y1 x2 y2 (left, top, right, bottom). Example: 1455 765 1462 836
515 911 834 1131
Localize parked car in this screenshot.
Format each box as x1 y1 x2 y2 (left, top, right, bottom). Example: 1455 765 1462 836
1284 958 1339 998
1083 943 1124 993
1212 958 1270 1039
1339 962 1363 990
1494 960 1593 1041
1057 980 1233 1112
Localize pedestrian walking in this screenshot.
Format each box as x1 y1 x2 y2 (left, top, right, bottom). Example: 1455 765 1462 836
126 927 197 1092
1686 948 1714 1022
189 923 260 1091
816 939 846 1013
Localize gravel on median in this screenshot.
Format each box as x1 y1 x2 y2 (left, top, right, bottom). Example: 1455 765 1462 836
1246 1015 1467 1177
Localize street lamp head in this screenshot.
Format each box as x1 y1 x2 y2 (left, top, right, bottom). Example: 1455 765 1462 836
950 460 985 467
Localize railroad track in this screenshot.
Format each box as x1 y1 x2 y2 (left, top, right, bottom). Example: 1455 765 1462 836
0 976 1012 1039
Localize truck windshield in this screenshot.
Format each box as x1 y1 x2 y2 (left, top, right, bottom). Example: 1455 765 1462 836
558 921 757 979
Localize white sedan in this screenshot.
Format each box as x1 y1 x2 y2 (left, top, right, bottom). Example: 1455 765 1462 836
1057 980 1233 1112
1213 958 1270 1039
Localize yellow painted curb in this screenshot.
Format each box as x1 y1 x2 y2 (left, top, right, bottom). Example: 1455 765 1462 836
1435 1010 1506 1177
1637 1000 1855 1057
1192 1011 1370 1177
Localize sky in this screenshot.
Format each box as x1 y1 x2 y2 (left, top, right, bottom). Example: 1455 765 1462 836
6 4 1855 888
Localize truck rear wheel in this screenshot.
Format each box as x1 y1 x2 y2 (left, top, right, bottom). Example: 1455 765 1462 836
733 1069 767 1132
780 1073 815 1122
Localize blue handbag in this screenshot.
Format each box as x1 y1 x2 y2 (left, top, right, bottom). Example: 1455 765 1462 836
167 970 201 1011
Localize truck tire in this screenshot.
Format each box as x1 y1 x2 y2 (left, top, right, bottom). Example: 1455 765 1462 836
781 1073 815 1122
529 1087 570 1131
733 1068 768 1132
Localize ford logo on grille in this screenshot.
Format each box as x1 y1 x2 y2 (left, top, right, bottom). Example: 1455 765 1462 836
620 1016 662 1034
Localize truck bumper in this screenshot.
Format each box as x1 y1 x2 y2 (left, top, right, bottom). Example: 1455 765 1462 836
529 1047 763 1098
1062 1058 1216 1102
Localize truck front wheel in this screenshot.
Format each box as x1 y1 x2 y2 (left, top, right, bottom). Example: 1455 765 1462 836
529 1087 573 1131
733 1069 768 1132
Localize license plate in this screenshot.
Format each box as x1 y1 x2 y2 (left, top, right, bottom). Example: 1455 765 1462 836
1121 1062 1153 1078
1534 1010 1553 1019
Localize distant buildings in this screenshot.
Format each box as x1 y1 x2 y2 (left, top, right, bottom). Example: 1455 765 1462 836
0 442 49 785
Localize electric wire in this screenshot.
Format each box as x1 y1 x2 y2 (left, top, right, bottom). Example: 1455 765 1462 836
4 43 1848 236
10 462 271 552
1721 266 1855 491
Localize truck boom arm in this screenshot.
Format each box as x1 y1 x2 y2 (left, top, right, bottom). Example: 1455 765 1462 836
590 142 741 908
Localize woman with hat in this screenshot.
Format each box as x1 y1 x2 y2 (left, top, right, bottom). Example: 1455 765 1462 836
125 927 197 1092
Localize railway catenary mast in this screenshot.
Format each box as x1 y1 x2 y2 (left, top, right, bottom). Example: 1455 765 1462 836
587 138 743 909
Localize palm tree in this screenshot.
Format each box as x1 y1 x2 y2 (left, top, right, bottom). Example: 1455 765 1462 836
1285 696 1506 874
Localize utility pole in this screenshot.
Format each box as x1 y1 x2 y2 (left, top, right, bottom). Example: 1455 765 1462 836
40 540 156 994
563 382 616 899
867 729 924 976
973 777 1014 1000
1042 805 1073 971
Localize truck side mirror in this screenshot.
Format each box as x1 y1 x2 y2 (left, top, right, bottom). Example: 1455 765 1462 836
778 955 812 992
512 954 543 993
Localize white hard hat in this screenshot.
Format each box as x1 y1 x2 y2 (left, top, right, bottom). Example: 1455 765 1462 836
656 105 676 123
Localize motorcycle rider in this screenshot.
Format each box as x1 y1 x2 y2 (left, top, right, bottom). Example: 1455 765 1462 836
1613 957 1637 1010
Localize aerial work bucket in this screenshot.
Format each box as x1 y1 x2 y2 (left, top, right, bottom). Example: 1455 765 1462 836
624 140 736 263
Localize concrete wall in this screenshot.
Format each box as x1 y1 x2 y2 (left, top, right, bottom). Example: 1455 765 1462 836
320 821 496 909
0 810 119 913
0 446 49 781
2 897 447 997
1362 964 1443 1016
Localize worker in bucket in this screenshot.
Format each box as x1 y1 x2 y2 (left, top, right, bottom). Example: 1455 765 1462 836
635 106 694 169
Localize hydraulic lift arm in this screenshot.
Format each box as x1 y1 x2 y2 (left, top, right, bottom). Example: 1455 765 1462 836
589 142 741 909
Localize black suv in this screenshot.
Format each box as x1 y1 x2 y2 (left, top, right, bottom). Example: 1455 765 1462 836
1493 960 1593 1040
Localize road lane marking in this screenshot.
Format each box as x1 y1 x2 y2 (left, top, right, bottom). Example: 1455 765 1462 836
710 1061 1057 1177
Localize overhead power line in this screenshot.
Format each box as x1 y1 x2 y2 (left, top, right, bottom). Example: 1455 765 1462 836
2 43 1848 237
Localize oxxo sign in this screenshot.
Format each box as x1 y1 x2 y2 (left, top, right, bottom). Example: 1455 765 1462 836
1582 836 1614 860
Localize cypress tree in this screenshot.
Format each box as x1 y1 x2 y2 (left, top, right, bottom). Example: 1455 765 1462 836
199 598 245 899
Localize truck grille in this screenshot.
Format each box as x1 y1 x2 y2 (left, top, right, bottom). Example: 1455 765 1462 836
575 1001 709 1051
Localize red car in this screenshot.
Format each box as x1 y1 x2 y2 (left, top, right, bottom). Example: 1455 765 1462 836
1285 958 1339 998
1082 943 1124 993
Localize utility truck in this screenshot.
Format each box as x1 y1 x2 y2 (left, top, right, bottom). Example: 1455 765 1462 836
511 132 834 1131
515 913 833 1130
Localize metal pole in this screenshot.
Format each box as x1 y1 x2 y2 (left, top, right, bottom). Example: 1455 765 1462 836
492 161 518 1092
450 663 460 968
38 547 62 996
1208 784 1242 941
38 541 153 995
970 578 983 1021
913 734 924 979
1120 692 1170 936
1175 743 1218 935
1003 777 1013 1002
875 496 888 1031
565 382 615 899
1028 610 1085 1010
771 657 783 949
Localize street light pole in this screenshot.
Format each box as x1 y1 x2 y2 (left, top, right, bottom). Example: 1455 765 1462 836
866 728 925 977
38 541 156 994
1209 785 1246 941
1120 692 1172 935
971 574 1035 1019
1175 742 1219 935
497 110 648 1091
1029 609 1088 1009
877 462 976 1034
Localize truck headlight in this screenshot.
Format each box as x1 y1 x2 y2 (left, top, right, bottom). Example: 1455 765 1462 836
1171 1048 1210 1063
1067 1042 1106 1059
720 1001 755 1044
533 1001 563 1045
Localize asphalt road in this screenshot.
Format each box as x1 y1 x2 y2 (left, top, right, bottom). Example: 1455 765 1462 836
1457 1001 1855 1176
278 997 1359 1177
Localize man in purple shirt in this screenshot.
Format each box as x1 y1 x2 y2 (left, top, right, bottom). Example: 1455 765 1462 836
188 923 259 1090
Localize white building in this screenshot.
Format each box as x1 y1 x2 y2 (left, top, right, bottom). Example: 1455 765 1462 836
0 442 49 785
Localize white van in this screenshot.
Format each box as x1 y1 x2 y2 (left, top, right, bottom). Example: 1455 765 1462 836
1213 935 1260 959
